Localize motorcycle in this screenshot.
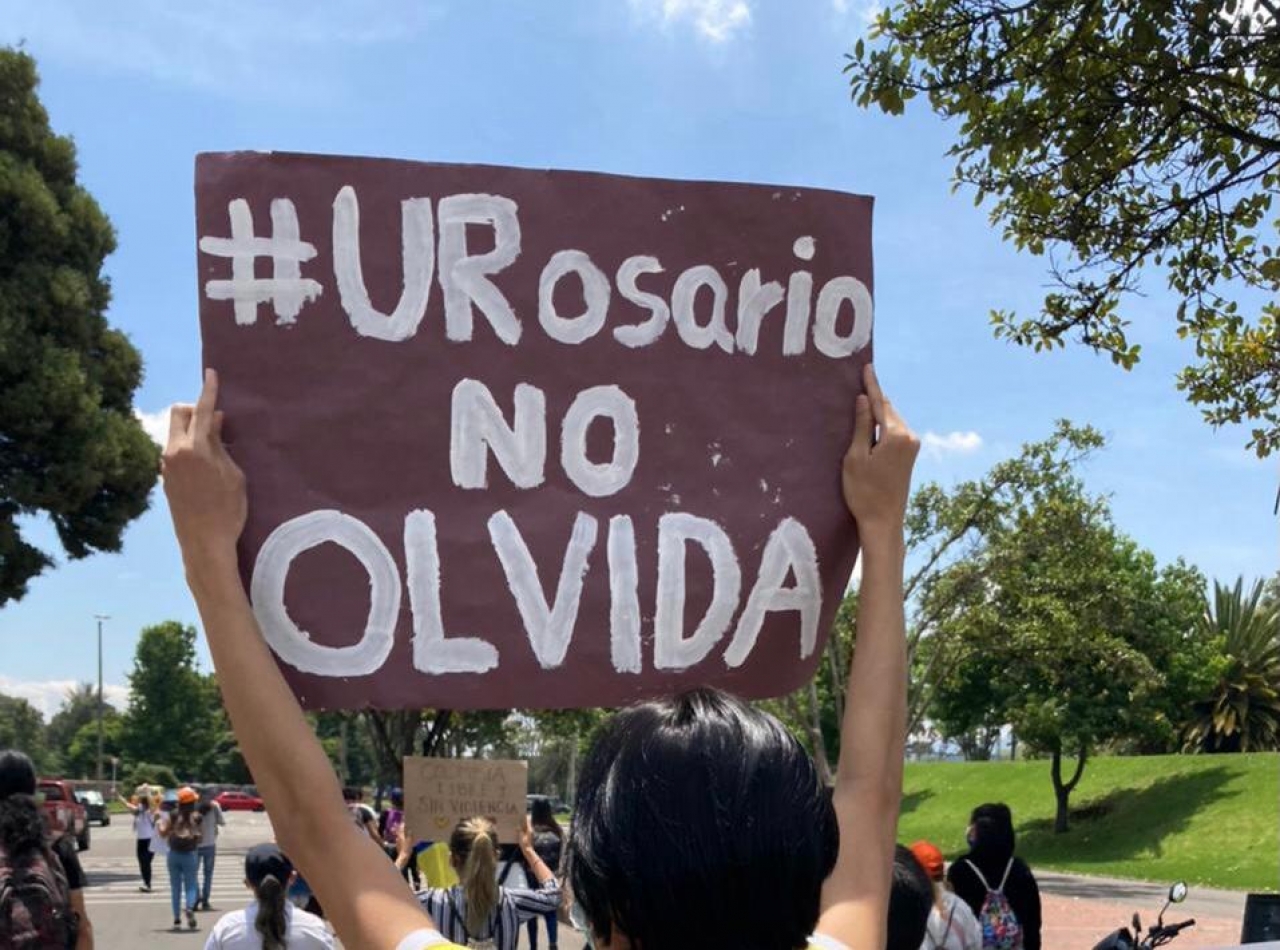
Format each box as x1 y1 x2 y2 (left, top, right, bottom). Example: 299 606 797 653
1093 881 1196 949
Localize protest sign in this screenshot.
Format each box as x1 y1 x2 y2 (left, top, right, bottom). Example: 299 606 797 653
195 151 873 710
403 757 528 844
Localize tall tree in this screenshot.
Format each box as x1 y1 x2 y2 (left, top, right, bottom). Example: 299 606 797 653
121 622 222 777
768 421 1107 774
1184 576 1280 752
926 485 1212 832
46 682 113 753
0 694 50 771
0 49 158 604
845 2 1280 455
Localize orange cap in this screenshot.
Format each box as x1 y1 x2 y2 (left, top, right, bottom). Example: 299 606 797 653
177 786 199 805
910 840 945 880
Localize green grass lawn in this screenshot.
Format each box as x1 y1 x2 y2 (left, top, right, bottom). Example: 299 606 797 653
897 753 1278 892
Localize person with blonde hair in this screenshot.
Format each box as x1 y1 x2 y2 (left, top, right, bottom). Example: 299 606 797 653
395 816 558 949
119 785 161 892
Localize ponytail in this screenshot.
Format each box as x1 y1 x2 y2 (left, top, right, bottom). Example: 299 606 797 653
253 874 288 950
452 817 499 936
0 794 44 857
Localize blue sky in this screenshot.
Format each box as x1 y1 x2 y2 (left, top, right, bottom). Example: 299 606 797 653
0 0 1274 718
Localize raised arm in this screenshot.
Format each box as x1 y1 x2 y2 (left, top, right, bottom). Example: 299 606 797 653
816 364 918 948
163 370 437 950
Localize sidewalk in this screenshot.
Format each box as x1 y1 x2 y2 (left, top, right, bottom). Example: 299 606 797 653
1038 870 1251 948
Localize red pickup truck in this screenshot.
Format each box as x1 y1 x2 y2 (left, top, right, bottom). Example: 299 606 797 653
38 778 90 852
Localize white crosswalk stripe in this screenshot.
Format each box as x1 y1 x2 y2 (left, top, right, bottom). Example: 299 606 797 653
81 853 256 908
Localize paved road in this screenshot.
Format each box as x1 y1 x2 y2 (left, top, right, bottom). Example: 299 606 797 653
82 815 1249 948
80 812 585 949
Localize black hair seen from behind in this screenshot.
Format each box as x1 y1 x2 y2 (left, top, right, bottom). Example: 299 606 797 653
567 688 838 950
887 844 933 950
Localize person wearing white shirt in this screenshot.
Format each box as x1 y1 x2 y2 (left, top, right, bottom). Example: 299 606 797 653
910 841 982 950
204 843 333 950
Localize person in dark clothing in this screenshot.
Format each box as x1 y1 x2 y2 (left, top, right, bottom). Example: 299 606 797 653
526 798 564 950
887 844 933 950
946 803 1042 950
0 749 94 949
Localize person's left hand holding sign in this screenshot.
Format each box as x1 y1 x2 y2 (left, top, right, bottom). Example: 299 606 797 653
163 369 247 579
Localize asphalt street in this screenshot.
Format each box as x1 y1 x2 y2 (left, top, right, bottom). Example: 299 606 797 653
79 811 586 949
80 814 1248 948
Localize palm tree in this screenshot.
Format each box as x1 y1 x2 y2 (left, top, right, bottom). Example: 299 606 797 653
1184 578 1280 753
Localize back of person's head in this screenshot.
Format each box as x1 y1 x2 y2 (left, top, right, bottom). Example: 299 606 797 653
968 802 1016 862
390 787 404 809
887 844 933 950
245 843 292 950
567 688 838 950
530 797 561 837
342 786 361 803
0 750 42 856
909 840 945 883
451 817 499 935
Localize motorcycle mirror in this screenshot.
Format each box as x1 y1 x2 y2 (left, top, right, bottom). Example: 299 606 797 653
1169 881 1188 904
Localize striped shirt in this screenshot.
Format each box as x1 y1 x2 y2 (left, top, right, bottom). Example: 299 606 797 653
417 879 560 950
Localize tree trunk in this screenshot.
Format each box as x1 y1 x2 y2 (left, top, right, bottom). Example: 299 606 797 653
1050 746 1087 833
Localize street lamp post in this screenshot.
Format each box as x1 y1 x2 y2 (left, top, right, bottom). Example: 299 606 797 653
94 614 110 782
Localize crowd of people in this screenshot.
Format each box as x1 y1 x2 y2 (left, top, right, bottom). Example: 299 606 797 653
0 364 1063 949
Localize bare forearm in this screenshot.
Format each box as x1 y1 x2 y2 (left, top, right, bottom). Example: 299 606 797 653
186 558 346 853
837 534 907 795
522 847 554 885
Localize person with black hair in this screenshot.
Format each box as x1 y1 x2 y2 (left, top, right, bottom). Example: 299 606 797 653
0 749 94 949
161 362 918 950
344 787 381 846
526 798 563 950
946 804 1042 950
204 843 333 949
886 844 934 950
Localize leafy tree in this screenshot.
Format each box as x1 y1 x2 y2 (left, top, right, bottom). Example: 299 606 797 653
0 694 50 770
65 714 123 780
927 484 1211 832
126 762 178 790
0 49 159 604
1184 576 1280 751
845 2 1280 455
46 682 114 760
121 622 222 778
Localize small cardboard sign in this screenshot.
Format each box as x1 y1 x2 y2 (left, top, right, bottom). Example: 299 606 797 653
403 757 528 844
195 151 872 710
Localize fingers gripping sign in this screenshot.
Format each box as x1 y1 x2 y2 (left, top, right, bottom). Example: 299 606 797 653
163 369 248 569
842 364 919 542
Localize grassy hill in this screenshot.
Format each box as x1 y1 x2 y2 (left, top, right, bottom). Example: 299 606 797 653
898 753 1279 892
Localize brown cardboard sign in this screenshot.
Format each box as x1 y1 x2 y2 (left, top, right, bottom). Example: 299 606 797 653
195 151 873 710
403 757 528 844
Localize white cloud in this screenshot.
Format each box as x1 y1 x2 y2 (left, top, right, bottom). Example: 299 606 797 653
134 407 171 447
921 430 983 458
0 677 129 720
831 0 883 25
629 0 753 43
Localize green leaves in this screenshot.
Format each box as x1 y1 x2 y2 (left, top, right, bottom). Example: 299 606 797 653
0 47 158 605
843 0 1280 454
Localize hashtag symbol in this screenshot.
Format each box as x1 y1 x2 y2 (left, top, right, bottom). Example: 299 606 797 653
199 198 323 326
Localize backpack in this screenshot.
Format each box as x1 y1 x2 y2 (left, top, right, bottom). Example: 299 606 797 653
963 859 1023 950
168 811 201 853
0 841 77 949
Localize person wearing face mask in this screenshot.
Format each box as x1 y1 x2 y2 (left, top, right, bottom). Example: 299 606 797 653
946 804 1041 950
